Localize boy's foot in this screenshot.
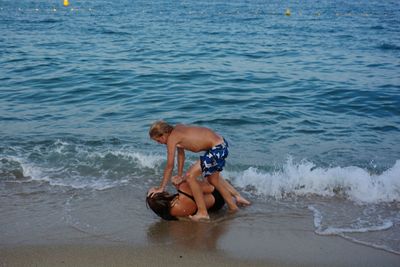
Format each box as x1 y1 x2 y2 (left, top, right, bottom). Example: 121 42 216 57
228 206 239 213
189 213 210 222
236 195 251 206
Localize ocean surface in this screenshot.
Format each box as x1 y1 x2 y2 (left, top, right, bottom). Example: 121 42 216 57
1 0 399 256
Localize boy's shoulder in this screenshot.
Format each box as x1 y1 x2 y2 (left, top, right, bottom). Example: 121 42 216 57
172 124 191 133
175 124 204 131
168 125 186 141
174 124 186 129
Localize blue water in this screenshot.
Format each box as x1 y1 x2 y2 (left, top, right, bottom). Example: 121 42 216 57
1 0 399 255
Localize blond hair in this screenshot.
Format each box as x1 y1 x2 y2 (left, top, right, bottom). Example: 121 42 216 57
149 121 174 138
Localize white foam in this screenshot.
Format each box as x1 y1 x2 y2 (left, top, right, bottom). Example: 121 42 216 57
308 205 323 229
230 157 400 203
73 147 163 170
39 140 163 170
308 205 399 255
48 176 128 190
317 221 394 235
107 150 164 169
5 145 163 190
308 205 393 235
6 156 105 189
8 156 50 181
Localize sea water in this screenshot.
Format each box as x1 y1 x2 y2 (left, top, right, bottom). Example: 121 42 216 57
0 0 399 255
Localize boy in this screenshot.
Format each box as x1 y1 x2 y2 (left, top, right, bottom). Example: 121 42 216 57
147 121 244 221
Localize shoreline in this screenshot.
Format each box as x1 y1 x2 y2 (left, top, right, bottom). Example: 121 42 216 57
0 244 275 267
1 239 399 267
1 196 399 267
1 218 399 267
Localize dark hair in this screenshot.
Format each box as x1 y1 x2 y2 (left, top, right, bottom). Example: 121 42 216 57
146 192 178 221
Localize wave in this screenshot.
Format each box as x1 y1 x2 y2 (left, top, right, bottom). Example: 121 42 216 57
0 154 156 191
2 139 400 200
229 157 400 203
0 140 164 190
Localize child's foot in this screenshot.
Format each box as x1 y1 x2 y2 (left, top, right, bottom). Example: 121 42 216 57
236 195 251 206
189 213 210 222
228 206 239 214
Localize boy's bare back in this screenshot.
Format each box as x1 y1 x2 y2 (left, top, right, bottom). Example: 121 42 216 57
169 124 224 153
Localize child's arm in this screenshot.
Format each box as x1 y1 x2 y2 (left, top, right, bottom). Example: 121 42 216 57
148 137 179 196
177 148 185 177
157 136 181 191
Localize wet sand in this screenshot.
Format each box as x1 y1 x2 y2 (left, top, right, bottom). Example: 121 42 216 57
1 214 399 267
1 185 399 267
0 239 399 267
0 245 272 267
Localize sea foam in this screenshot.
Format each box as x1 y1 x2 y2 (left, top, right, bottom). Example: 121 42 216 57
231 158 400 203
308 205 394 235
1 141 164 190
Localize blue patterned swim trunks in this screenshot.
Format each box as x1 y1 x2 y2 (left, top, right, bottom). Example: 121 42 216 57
200 138 229 177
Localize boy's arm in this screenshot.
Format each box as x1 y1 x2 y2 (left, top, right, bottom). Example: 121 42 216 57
172 175 184 188
177 148 185 177
158 138 177 191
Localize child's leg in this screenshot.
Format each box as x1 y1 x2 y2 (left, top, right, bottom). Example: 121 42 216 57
207 172 238 212
219 176 251 206
185 160 209 221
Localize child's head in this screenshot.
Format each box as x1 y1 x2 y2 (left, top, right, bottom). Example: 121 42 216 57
149 121 174 139
146 191 178 221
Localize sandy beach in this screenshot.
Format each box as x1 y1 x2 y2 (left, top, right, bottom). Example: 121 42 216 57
1 213 399 267
1 184 399 267
1 238 399 267
0 244 271 267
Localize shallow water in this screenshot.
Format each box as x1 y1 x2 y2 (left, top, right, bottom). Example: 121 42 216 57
1 0 399 255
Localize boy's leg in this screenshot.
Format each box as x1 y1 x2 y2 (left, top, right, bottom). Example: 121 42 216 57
207 172 238 212
185 160 210 221
220 176 251 206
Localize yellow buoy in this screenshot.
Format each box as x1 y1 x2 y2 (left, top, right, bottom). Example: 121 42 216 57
63 0 69 7
285 8 291 16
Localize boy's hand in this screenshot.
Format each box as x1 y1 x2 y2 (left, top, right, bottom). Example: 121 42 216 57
147 186 164 197
172 175 184 186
